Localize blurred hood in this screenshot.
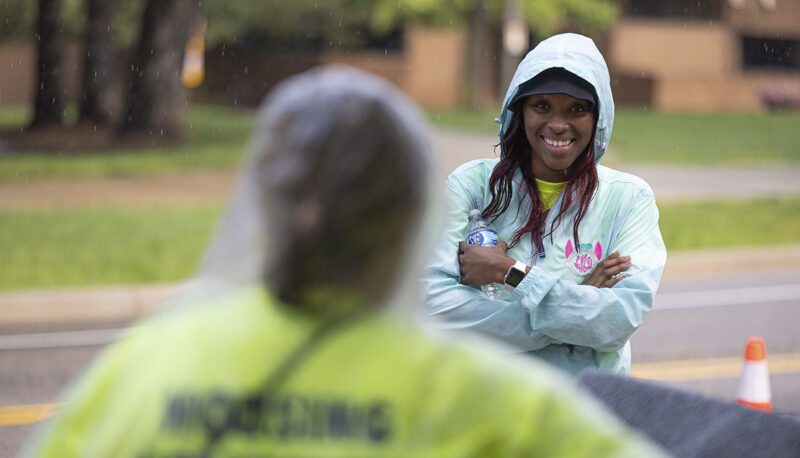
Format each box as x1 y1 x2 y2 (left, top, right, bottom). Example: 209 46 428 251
169 65 443 316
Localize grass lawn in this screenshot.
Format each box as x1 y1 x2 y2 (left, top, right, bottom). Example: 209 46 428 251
658 196 800 251
0 206 221 290
0 106 254 181
2 197 799 291
428 106 800 165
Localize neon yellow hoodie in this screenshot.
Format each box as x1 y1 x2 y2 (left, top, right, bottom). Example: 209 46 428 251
29 288 666 457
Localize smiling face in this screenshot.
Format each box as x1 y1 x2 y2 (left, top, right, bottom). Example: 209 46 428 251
521 93 595 182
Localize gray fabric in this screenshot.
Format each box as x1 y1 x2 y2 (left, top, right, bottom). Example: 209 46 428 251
578 370 800 458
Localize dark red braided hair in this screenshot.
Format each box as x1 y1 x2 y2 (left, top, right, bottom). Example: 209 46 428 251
483 109 598 251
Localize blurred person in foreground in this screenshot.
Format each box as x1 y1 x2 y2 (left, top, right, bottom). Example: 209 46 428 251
423 33 666 376
27 66 666 457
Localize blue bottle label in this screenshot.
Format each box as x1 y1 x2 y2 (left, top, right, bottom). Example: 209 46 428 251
466 228 498 247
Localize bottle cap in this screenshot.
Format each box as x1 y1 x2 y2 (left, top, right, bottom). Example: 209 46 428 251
468 209 482 219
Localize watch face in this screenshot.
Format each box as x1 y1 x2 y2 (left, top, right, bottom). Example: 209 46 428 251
505 266 526 287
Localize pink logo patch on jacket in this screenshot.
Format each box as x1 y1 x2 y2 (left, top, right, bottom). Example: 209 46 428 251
565 240 603 276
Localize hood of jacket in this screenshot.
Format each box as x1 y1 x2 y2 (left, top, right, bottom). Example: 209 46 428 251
498 33 614 163
166 65 443 317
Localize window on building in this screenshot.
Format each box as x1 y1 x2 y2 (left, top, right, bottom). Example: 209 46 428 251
742 37 800 71
622 0 724 19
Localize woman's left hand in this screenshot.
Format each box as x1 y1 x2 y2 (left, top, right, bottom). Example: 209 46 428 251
582 251 631 288
458 241 515 286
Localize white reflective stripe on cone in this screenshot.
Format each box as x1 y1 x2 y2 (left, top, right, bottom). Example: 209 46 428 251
737 361 772 403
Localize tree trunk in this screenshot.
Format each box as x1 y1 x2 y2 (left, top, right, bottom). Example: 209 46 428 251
79 0 117 127
30 0 64 128
466 0 489 109
121 0 197 138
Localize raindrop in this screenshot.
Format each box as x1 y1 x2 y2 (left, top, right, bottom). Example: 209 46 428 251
160 129 164 136
244 66 248 74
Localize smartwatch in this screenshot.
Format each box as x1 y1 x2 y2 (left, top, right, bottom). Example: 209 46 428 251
504 260 528 292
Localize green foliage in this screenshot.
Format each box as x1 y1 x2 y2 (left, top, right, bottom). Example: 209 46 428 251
368 0 472 33
0 206 221 290
2 0 619 49
659 197 800 251
366 0 618 39
203 1 326 47
0 0 36 40
0 0 146 48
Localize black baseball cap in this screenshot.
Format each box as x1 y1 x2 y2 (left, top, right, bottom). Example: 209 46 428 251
512 68 597 109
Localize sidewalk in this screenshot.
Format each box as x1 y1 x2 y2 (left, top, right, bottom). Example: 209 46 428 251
3 244 800 329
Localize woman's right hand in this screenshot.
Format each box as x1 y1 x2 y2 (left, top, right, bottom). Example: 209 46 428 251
582 251 631 288
458 241 515 286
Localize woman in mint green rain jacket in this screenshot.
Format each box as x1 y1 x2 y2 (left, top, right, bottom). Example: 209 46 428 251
422 33 667 376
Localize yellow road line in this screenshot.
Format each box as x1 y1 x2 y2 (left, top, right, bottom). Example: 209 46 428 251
0 402 64 426
631 353 800 382
3 354 800 426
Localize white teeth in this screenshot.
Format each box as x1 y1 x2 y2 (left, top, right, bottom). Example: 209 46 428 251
544 137 572 147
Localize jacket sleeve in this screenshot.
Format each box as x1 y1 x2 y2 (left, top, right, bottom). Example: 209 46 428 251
25 328 163 457
513 189 666 352
421 171 556 352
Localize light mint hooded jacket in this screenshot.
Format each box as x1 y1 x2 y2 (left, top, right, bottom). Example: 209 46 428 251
421 33 667 376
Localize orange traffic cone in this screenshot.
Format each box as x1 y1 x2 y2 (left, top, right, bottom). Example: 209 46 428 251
736 336 773 413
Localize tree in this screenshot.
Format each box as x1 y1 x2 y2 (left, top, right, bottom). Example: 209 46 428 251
30 0 65 128
80 0 117 127
466 0 491 108
121 0 199 139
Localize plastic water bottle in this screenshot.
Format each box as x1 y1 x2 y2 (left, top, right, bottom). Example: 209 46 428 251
465 209 501 300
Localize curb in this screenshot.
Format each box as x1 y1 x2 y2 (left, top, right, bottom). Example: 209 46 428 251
0 284 178 329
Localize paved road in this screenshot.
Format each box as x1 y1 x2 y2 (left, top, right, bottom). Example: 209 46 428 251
3 266 800 455
631 271 800 414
